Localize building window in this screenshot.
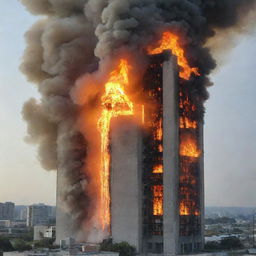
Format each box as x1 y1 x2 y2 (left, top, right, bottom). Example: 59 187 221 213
155 243 163 253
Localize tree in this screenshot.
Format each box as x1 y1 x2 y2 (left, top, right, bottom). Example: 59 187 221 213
205 241 220 251
34 238 56 249
0 237 14 252
100 239 136 256
12 239 32 251
220 236 243 250
205 217 236 225
20 230 33 242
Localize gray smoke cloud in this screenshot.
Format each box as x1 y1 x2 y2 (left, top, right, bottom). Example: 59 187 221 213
20 0 256 241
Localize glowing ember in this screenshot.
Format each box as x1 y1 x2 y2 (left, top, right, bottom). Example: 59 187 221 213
194 209 200 216
153 164 163 174
180 133 201 158
180 199 192 216
155 119 163 141
148 31 200 80
180 199 200 216
141 105 145 124
180 117 197 129
179 92 196 113
153 185 163 216
180 174 196 185
97 59 134 229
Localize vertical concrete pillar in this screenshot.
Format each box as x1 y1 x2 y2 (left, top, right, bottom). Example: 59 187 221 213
199 122 205 249
110 117 142 252
163 56 180 255
56 173 74 244
55 124 75 245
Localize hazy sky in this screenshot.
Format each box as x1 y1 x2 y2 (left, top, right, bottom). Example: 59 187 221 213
0 1 255 207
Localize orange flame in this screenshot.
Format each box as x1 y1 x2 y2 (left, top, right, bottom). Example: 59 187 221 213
141 105 145 124
97 59 134 229
180 133 201 158
179 92 196 113
153 164 163 174
180 117 197 129
180 199 193 216
153 185 163 216
180 199 200 216
155 119 163 141
148 31 200 80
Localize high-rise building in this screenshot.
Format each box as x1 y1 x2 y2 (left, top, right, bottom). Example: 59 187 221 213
19 207 27 221
0 202 15 220
56 53 204 255
26 204 49 227
109 54 204 255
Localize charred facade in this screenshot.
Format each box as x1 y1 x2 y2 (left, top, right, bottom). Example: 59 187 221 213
110 53 204 255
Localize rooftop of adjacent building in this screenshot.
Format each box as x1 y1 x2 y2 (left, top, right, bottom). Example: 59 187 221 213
3 252 256 256
3 251 119 256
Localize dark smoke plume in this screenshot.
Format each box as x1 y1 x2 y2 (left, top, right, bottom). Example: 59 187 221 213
20 0 256 241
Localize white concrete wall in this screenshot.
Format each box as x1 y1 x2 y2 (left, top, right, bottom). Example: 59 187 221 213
110 117 142 252
34 225 49 241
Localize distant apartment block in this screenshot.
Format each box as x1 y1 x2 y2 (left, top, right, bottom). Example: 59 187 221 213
27 204 49 226
20 207 27 220
0 202 15 220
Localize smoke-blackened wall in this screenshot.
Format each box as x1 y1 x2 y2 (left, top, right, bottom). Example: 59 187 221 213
20 0 256 242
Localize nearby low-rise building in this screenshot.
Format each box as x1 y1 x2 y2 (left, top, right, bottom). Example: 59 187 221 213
34 226 56 241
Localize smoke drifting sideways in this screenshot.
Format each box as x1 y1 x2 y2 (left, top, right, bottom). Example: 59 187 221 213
20 0 256 242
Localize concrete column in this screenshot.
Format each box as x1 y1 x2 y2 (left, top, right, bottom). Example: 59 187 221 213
163 56 180 255
110 116 142 252
55 124 75 245
198 122 205 249
55 167 75 244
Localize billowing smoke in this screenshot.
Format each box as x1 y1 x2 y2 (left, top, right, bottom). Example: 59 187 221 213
20 0 256 242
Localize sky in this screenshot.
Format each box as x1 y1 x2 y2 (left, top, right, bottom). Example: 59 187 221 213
0 0 255 207
0 1 56 206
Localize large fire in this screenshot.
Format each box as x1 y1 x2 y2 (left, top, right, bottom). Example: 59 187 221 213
180 116 197 129
179 87 201 217
180 133 201 158
97 59 134 229
153 164 163 174
96 32 201 228
147 31 200 80
180 198 195 216
153 185 163 216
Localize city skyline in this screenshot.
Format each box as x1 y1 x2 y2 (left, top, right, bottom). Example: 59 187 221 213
0 1 256 207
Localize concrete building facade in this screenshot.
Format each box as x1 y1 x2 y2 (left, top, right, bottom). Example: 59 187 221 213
110 54 204 255
27 204 49 227
34 225 56 240
110 117 143 251
55 54 204 255
0 202 15 220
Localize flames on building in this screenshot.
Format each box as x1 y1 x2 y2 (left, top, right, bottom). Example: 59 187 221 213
97 59 134 230
20 0 256 251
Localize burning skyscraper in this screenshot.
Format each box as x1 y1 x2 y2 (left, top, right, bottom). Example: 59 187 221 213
20 0 256 255
108 52 204 255
56 49 203 254
54 51 203 255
